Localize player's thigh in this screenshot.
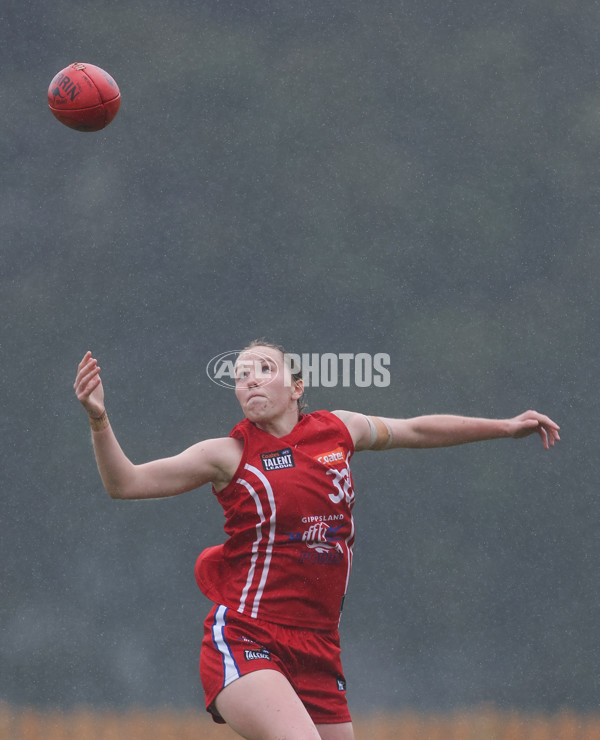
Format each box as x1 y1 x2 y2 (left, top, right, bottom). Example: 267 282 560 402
316 722 355 740
215 668 321 740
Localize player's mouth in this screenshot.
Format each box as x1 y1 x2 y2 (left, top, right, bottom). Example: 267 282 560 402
247 392 266 402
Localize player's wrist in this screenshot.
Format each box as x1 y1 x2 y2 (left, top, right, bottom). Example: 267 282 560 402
89 409 109 432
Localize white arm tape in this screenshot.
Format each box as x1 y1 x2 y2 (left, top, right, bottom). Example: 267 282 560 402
366 415 393 450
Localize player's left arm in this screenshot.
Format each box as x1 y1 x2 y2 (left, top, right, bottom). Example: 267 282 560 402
333 409 560 452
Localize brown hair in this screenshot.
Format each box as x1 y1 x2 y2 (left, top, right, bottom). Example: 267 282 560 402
240 338 307 414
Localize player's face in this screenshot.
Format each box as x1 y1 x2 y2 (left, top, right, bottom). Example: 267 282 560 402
234 346 301 423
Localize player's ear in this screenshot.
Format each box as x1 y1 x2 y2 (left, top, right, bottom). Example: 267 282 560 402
292 377 304 400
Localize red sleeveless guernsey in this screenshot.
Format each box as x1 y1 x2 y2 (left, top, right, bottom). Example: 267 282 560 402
195 410 356 630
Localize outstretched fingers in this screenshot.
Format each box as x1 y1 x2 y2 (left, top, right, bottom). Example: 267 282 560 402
540 419 561 449
531 411 560 449
74 354 100 398
530 412 560 450
511 411 560 449
537 424 550 450
74 352 105 419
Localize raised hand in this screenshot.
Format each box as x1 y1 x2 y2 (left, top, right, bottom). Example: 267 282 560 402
74 351 105 419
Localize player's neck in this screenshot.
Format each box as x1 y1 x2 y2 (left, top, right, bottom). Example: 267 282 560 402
255 407 300 438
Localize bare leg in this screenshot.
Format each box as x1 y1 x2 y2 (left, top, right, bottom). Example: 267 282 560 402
214 668 322 740
316 722 355 740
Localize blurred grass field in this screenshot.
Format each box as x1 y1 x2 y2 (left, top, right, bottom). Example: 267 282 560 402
2 705 600 740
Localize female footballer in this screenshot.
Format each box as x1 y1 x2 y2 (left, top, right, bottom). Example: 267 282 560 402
74 341 559 740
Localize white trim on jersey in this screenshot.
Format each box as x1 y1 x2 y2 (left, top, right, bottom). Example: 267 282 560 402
236 463 277 618
341 511 355 618
211 605 240 688
339 450 354 616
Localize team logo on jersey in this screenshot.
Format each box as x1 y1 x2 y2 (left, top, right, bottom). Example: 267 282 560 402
336 675 347 691
260 447 295 471
287 521 344 557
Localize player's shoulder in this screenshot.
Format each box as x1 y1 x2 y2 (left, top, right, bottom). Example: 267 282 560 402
306 408 355 422
304 408 359 431
330 409 354 423
331 409 367 427
330 410 372 451
188 435 243 464
196 435 244 491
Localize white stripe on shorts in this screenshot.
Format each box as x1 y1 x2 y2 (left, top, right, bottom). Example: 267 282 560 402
211 605 240 688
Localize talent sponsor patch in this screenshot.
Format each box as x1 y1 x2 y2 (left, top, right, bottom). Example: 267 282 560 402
244 649 271 661
260 447 295 471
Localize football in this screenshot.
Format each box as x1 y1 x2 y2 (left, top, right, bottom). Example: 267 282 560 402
48 62 121 132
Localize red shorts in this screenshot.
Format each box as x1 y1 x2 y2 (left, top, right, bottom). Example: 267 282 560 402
200 604 351 725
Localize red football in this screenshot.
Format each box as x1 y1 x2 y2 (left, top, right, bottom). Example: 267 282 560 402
48 62 121 132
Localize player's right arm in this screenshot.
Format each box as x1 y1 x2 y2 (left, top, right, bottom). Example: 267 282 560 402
74 352 241 500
